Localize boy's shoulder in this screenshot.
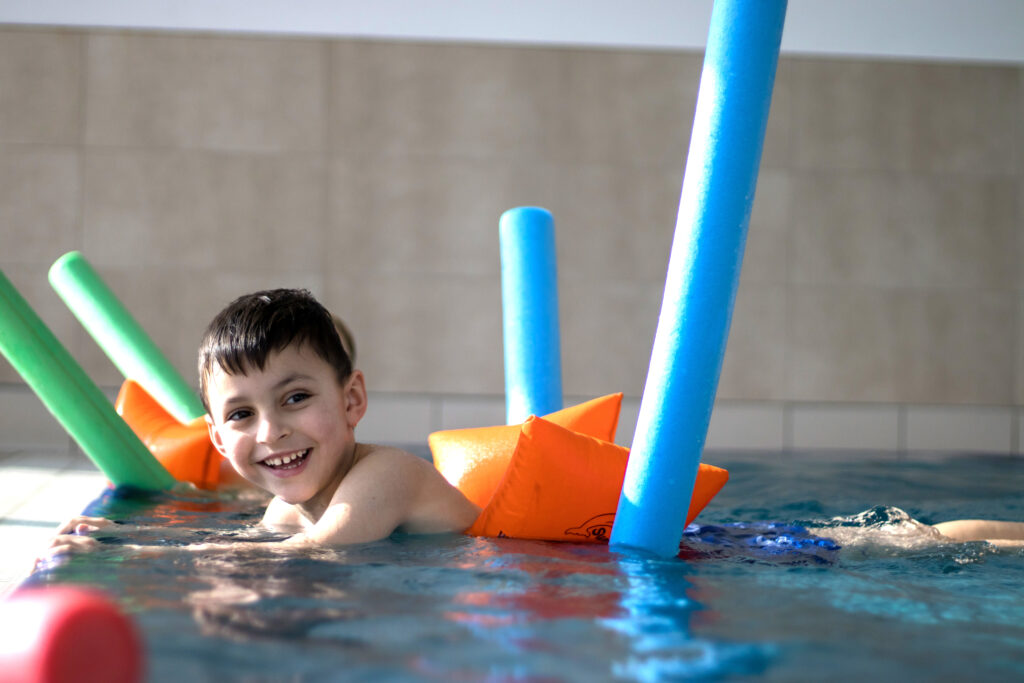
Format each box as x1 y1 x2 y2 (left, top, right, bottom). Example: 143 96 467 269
338 443 454 508
262 446 429 529
348 443 433 478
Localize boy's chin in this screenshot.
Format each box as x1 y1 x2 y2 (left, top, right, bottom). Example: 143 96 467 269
274 492 305 505
271 487 315 506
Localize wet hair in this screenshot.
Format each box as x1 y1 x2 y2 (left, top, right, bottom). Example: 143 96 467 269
198 289 354 413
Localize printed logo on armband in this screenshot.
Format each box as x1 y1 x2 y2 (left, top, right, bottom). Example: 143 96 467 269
565 513 616 542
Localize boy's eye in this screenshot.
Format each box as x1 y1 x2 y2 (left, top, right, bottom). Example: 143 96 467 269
226 408 252 422
285 392 311 405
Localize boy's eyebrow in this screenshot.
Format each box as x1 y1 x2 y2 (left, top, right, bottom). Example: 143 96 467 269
220 372 316 406
273 372 315 390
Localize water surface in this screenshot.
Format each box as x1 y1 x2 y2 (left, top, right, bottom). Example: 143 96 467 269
28 451 1024 681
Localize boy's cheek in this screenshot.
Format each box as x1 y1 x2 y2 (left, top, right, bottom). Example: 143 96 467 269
214 431 245 458
224 457 260 485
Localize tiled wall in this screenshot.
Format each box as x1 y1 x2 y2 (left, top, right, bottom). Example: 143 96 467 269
1 28 1022 453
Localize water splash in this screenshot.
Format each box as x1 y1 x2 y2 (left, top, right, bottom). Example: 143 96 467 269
810 506 951 557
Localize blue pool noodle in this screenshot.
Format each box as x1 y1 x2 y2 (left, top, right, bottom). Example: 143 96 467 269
499 207 563 424
610 0 788 556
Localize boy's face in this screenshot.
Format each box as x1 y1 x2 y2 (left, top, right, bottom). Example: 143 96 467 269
204 343 367 510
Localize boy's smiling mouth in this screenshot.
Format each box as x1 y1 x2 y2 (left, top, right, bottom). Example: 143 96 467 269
260 448 311 473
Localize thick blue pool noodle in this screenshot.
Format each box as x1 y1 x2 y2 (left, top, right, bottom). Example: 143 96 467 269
499 207 563 424
611 0 788 556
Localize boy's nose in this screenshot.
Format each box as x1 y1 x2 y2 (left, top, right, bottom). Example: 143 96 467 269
256 414 289 443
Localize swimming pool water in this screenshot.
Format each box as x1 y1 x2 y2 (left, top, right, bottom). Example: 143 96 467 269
25 451 1024 681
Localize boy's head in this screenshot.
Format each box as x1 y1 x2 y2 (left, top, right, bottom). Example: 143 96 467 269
198 289 353 413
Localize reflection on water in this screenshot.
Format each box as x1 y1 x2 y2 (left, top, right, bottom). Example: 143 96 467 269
24 453 1024 681
28 485 774 680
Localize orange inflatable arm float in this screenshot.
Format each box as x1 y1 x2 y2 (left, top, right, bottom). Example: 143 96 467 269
430 393 623 509
430 395 728 544
114 380 221 490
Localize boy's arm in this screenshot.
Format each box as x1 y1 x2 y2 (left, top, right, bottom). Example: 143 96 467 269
286 448 480 546
40 450 480 560
261 495 304 531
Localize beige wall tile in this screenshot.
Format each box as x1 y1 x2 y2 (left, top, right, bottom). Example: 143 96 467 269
742 169 791 286
789 171 899 287
1017 175 1024 292
719 283 787 401
545 162 680 283
791 287 1014 405
908 63 1018 175
791 403 899 451
324 273 503 395
760 56 796 170
615 395 641 447
706 402 785 451
792 171 1017 290
794 59 1018 175
905 405 1014 454
554 48 700 167
793 59 916 172
82 150 325 271
0 386 73 450
1018 68 1024 180
439 395 505 431
894 290 1015 405
85 33 326 152
0 31 81 145
358 393 435 445
0 147 81 266
1018 296 1024 406
328 156 553 277
332 41 562 161
199 269 328 311
558 278 662 399
789 287 901 402
890 175 1016 289
0 30 1021 419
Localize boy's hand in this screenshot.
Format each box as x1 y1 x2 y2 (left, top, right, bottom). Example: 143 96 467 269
54 515 114 536
36 516 116 568
42 533 100 557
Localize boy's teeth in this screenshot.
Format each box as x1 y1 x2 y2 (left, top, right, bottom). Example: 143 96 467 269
264 449 309 468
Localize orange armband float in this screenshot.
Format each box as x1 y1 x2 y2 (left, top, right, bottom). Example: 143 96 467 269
430 393 623 509
114 380 221 490
430 394 728 543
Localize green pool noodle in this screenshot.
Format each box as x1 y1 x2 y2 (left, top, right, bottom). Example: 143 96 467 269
48 251 206 425
0 269 174 490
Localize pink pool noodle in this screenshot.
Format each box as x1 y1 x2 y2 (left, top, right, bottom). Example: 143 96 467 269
0 587 143 683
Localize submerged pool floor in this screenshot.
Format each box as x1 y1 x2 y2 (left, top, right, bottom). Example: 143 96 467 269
25 452 1024 681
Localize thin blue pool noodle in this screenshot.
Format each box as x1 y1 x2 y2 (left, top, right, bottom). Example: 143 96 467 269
500 207 563 424
610 0 788 557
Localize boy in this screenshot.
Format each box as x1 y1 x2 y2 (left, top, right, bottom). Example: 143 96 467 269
47 289 480 556
43 290 1024 557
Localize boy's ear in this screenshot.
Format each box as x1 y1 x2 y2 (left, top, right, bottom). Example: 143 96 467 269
344 370 368 427
206 415 229 457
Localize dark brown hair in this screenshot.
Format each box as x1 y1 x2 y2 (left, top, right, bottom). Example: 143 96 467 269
197 289 354 412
